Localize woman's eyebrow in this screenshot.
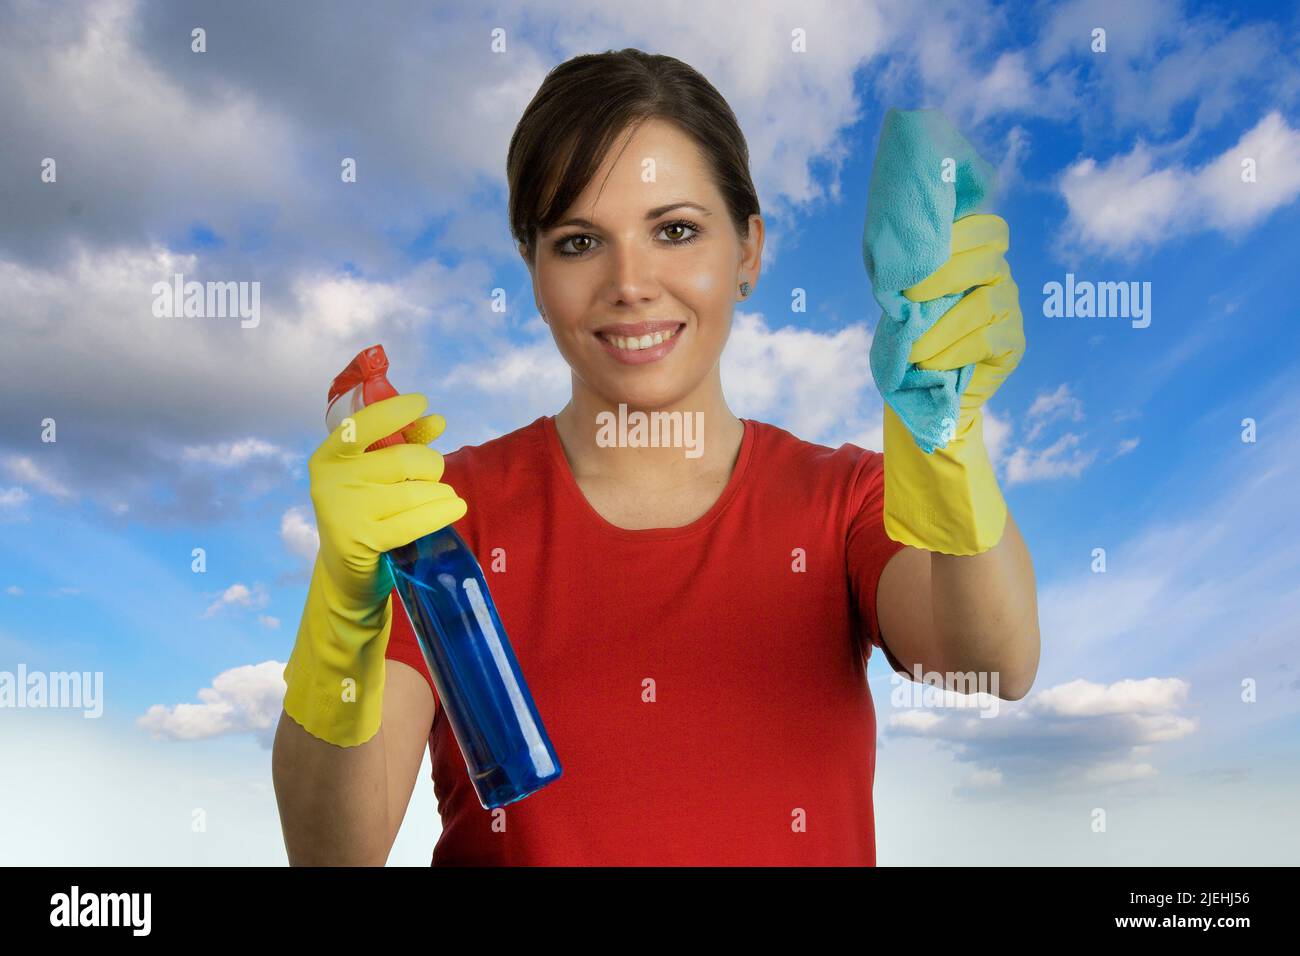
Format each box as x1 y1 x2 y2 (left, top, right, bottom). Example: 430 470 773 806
552 202 712 231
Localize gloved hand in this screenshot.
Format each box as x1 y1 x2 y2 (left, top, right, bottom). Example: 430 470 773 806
883 213 1025 556
282 393 468 747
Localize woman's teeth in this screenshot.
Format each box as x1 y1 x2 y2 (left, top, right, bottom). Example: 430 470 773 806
602 325 681 351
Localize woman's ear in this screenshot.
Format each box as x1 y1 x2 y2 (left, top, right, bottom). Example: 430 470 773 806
518 242 547 323
741 214 765 289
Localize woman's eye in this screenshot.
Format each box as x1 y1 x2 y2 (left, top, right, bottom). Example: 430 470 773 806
661 221 696 242
553 220 702 258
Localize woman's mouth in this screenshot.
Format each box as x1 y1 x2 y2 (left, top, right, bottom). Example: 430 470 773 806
594 323 686 365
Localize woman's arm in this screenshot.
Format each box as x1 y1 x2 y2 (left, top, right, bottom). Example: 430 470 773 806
272 659 434 865
875 510 1040 699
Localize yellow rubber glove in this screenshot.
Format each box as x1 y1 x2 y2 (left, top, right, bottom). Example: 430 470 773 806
883 213 1025 556
282 393 468 747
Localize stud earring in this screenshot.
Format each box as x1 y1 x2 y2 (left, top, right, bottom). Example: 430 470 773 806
739 281 751 298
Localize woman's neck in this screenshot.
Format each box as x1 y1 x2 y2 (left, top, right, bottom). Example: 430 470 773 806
553 376 744 489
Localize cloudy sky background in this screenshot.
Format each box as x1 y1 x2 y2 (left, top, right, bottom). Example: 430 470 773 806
2 0 1298 864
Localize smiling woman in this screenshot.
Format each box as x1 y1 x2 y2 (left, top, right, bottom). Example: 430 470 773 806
507 54 763 461
366 48 910 867
278 46 1031 869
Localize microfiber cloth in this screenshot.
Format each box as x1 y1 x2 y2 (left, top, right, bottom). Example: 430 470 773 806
863 108 999 454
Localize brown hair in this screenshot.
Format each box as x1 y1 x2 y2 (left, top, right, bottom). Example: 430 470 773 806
507 48 760 264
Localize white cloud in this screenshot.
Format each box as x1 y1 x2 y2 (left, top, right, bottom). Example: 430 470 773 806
884 676 1197 788
5 585 21 596
966 769 1003 788
1004 432 1098 483
258 615 280 630
203 582 270 618
1059 112 1300 257
0 487 30 509
4 455 74 499
996 125 1030 189
1113 437 1140 458
1034 0 1288 145
179 438 298 469
880 1 1074 130
290 271 428 340
280 507 319 562
722 311 876 445
1059 146 1184 253
443 326 571 400
1024 384 1085 441
136 660 286 749
888 710 945 733
968 51 1038 121
987 387 1096 484
1196 112 1300 229
839 416 886 456
436 319 573 442
981 404 1013 465
1029 677 1189 717
1035 0 1178 67
1081 762 1158 785
0 0 299 240
0 242 491 522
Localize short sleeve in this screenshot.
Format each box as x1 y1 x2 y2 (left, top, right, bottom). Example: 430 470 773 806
384 587 440 712
845 448 908 663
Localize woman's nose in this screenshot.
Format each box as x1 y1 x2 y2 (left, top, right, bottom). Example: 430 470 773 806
604 242 660 305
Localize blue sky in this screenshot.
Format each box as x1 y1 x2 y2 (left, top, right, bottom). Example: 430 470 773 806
2 0 1299 864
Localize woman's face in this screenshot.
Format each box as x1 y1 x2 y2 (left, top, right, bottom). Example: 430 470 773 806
522 118 762 411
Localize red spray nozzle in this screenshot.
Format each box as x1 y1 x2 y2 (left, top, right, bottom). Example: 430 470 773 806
328 344 392 405
326 344 405 451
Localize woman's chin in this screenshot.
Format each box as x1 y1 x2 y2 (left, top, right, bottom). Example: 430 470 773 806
594 380 684 412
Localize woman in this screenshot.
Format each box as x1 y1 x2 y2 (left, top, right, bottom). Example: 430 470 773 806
273 49 1041 866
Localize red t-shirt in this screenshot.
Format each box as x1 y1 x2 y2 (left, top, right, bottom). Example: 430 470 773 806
384 414 906 866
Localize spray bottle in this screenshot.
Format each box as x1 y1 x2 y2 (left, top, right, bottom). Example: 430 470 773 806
326 344 562 809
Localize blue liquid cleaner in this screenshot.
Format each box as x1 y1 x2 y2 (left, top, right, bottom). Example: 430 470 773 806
385 526 562 809
326 343 561 809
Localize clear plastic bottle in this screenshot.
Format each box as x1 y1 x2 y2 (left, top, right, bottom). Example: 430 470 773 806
326 345 562 809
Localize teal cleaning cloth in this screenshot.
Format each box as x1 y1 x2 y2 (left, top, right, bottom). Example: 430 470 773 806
863 108 998 453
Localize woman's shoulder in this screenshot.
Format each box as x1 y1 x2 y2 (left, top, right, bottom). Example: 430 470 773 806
746 418 886 518
436 417 550 544
747 417 883 476
441 415 550 487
